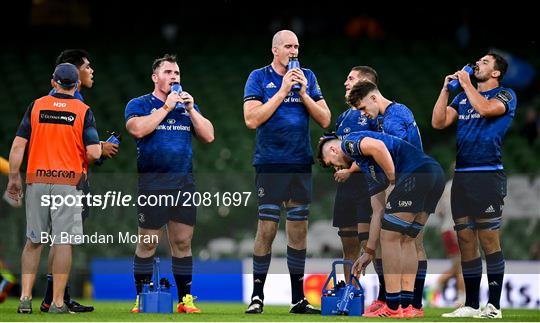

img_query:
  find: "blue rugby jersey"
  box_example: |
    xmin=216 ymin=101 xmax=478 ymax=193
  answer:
xmin=381 ymin=102 xmax=423 ymax=151
xmin=449 ymin=87 xmax=517 ymax=171
xmin=342 ymin=131 xmax=437 ymax=189
xmin=125 ymin=93 xmax=200 ymax=190
xmin=244 ymin=65 xmax=323 ymax=166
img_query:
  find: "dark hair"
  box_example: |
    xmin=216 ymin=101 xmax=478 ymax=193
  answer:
xmin=487 ymin=52 xmax=508 ymax=81
xmin=55 ymin=49 xmax=90 ymax=68
xmin=351 ymin=66 xmax=378 ymax=84
xmin=152 ymin=54 xmax=178 ymax=73
xmin=346 ymin=81 xmax=378 ymax=107
xmin=316 ymin=132 xmax=338 ymax=168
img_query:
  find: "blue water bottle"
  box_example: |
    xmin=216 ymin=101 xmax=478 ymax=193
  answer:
xmin=95 ymin=131 xmax=121 ymax=166
xmin=288 ymin=56 xmax=302 ymax=91
xmin=447 ymin=64 xmax=475 ymax=92
xmin=170 ymin=82 xmax=185 ymax=111
xmin=336 ymin=284 xmax=355 ymax=315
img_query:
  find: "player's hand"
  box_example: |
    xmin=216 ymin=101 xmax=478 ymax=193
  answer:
xmin=279 ymin=69 xmax=297 ymax=94
xmin=291 ymin=68 xmax=308 ymax=96
xmin=6 ymin=173 xmax=23 ymax=203
xmin=180 ymin=91 xmax=194 ymax=111
xmin=165 ymin=91 xmax=183 ymax=111
xmin=101 ymin=141 xmax=119 ymax=159
xmin=334 ymin=169 xmax=351 ymax=183
xmin=443 ymin=74 xmax=458 ymax=91
xmin=352 ymin=253 xmax=373 ymax=277
xmin=456 ymin=70 xmax=473 ymax=89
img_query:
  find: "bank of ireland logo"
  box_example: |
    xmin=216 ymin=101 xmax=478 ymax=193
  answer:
xmin=167 ymin=119 xmax=176 ymax=124
xmin=258 ymin=187 xmax=265 ymax=198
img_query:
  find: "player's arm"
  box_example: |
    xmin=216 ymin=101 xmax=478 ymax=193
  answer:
xmin=243 ymin=70 xmax=296 ymax=129
xmin=457 ymin=71 xmax=506 ymax=118
xmin=358 ymin=137 xmax=395 ymax=184
xmin=126 ymin=92 xmax=182 ymax=139
xmin=366 ymin=191 xmax=385 ymax=250
xmin=6 ymin=101 xmax=34 ymax=200
xmin=181 ymin=92 xmax=214 ymax=144
xmin=432 ymin=74 xmax=458 ymax=129
xmin=6 ymin=136 xmax=27 ymax=201
xmin=293 ymin=69 xmax=331 ymax=128
xmin=82 ymin=109 xmax=102 ymax=163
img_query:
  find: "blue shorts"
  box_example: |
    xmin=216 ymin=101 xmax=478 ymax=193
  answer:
xmin=451 ymin=170 xmax=507 ymax=220
xmin=385 ymin=162 xmax=446 ymax=214
xmin=137 ymin=183 xmax=197 ymax=229
xmin=333 ymin=173 xmax=372 ymax=227
xmin=255 ymin=164 xmax=312 ymax=205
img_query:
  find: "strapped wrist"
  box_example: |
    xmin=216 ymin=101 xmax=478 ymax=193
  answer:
xmin=364 ymin=246 xmax=376 ymax=257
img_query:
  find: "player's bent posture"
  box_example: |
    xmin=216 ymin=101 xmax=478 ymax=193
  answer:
xmin=433 ymin=53 xmax=516 ymax=319
xmin=346 ymin=80 xmax=428 ymax=315
xmin=318 ymin=131 xmax=445 ymax=318
xmin=332 ymin=67 xmax=388 ymax=313
xmin=243 ymin=30 xmax=330 ymax=314
xmin=125 ymin=54 xmax=214 ymax=314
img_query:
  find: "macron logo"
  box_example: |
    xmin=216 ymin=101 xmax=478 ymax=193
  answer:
xmin=485 ymin=205 xmax=496 ymax=213
xmin=266 ymin=82 xmax=277 ymax=89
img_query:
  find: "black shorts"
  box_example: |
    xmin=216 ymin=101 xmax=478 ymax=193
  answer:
xmin=451 ymin=170 xmax=507 ymax=220
xmin=255 ymin=164 xmax=312 ymax=205
xmin=333 ymin=173 xmax=372 ymax=228
xmin=385 ymin=162 xmax=446 ymax=214
xmin=137 ymin=184 xmax=197 ymax=229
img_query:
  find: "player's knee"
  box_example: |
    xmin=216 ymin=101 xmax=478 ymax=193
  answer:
xmin=258 ymin=204 xmax=281 ymax=223
xmin=286 ymin=204 xmax=309 ymax=222
xmin=381 ymin=213 xmax=411 ymax=237
xmin=25 ymin=239 xmax=43 ymax=250
xmin=456 ymin=229 xmax=476 ymax=247
xmin=171 ymin=237 xmax=191 ymax=253
xmin=478 ymin=231 xmax=501 ymax=253
xmin=138 ymin=240 xmax=159 ymax=253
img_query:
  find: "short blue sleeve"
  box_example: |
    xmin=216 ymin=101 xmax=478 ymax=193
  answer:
xmin=341 ymin=134 xmax=363 ymax=158
xmin=83 ymin=109 xmax=100 ymax=146
xmin=494 ymin=88 xmax=517 ymax=117
xmin=16 ymin=101 xmax=34 ymax=139
xmin=307 ymin=70 xmax=323 ymax=102
xmin=125 ymin=98 xmax=145 ymax=122
xmin=449 ymin=92 xmax=465 ymax=110
xmin=243 ymin=70 xmax=264 ymax=102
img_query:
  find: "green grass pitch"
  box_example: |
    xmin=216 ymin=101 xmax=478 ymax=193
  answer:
xmin=0 ymin=299 xmax=538 ymax=321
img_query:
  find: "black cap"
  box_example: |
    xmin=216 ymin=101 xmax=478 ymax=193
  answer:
xmin=52 ymin=63 xmax=79 ymax=88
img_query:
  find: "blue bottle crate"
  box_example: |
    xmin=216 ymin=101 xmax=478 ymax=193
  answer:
xmin=321 ymin=260 xmax=364 ymax=316
xmin=139 ymin=257 xmax=173 ymax=313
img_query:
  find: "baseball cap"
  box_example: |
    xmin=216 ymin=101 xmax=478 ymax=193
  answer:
xmin=52 ymin=63 xmax=79 ymax=88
